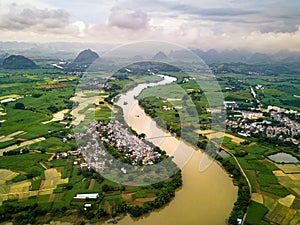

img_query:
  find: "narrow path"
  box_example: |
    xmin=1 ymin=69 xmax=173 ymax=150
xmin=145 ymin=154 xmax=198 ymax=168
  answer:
xmin=88 ymin=179 xmax=95 ymax=190
xmin=47 ymin=152 xmax=56 ymax=162
xmin=39 ymin=161 xmax=48 ymax=170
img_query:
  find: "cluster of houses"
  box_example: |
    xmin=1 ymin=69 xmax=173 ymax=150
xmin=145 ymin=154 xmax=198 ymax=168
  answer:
xmin=74 ymin=120 xmax=161 ymax=175
xmin=242 ymin=112 xmax=263 ymax=120
xmin=56 ymin=150 xmax=80 ymax=159
xmin=162 ymin=105 xmax=174 ymax=111
xmin=65 ymin=71 xmax=83 ymax=76
xmin=99 ymin=120 xmax=160 ymax=166
xmin=62 ymin=133 xmax=75 ymax=143
xmin=75 ymin=121 xmax=107 ymax=172
xmin=226 ymin=106 xmax=300 ymax=147
xmin=270 ymin=111 xmax=300 ymax=138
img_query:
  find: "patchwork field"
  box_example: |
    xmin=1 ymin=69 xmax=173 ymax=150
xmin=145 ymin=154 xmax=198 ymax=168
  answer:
xmin=218 ymin=133 xmax=300 ymax=224
xmin=41 ymin=168 xmax=68 ymax=189
xmin=9 ymin=180 xmax=31 ymax=193
xmin=0 ymin=167 xmax=68 ymax=204
xmin=274 ymin=165 xmax=300 ymax=197
xmin=195 ymin=129 xmax=245 ymax=144
xmin=70 ymin=91 xmax=99 ymax=125
xmin=42 ymin=109 xmax=69 ymax=124
xmin=0 ymin=137 xmax=46 ymax=156
xmin=0 ymin=169 xmax=18 ymax=185
xmin=0 ymin=131 xmax=26 ymax=143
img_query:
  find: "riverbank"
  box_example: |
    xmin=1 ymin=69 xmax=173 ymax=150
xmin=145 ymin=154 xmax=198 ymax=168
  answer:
xmin=136 ymin=72 xmax=300 ymax=224
xmin=113 ymin=74 xmax=237 ymax=225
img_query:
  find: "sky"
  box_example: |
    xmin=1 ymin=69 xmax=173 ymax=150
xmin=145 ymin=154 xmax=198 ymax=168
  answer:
xmin=0 ymin=0 xmax=299 ymax=51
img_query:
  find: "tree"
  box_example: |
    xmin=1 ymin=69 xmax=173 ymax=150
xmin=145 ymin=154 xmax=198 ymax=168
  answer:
xmin=65 ymin=184 xmax=73 ymax=190
xmin=102 ymin=184 xmax=111 ymax=192
xmin=97 ymin=208 xmax=108 ymax=218
xmin=85 ymin=211 xmax=95 ymax=219
xmin=14 ymin=102 xmax=25 ymax=110
xmin=47 ymin=105 xmax=58 ymax=113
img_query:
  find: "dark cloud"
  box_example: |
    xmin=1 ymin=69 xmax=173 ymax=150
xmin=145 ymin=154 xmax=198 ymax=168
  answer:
xmin=133 ymin=1 xmax=299 ymax=33
xmin=173 ymin=5 xmax=259 ymax=17
xmin=0 ymin=5 xmax=70 ymax=31
xmin=108 ymin=7 xmax=149 ymax=30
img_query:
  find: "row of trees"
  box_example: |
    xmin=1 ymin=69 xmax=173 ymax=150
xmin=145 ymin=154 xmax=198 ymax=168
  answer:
xmin=0 ymin=202 xmax=48 ymax=224
xmin=127 ymin=171 xmax=182 ymax=217
xmin=217 ymin=156 xmax=250 ymax=225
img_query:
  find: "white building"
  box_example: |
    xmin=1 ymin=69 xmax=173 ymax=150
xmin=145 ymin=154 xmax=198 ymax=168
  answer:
xmin=242 ymin=112 xmax=263 ymax=119
xmin=74 ymin=193 xmax=99 ymax=200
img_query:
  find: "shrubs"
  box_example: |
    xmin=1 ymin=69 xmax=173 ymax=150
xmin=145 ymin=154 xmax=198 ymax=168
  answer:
xmin=217 ymin=156 xmax=251 ymax=225
xmin=127 ymin=171 xmax=182 ymax=217
xmin=13 ymin=102 xmax=25 ymax=110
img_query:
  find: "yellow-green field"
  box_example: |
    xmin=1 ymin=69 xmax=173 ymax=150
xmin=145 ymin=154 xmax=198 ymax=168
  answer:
xmin=264 ymin=196 xmax=299 ymax=225
xmin=260 ymin=163 xmax=300 ymax=224
xmin=0 ymin=137 xmax=46 ymax=156
xmin=0 ymin=131 xmax=26 ymax=143
xmin=0 ymin=168 xmax=68 ymax=203
xmin=221 ymin=135 xmax=300 ymax=224
xmin=274 ymin=164 xmax=300 ymax=196
xmin=0 ymin=169 xmax=19 ymax=195
xmin=9 ymin=181 xmax=31 ymax=193
xmin=0 ymin=95 xmax=21 ymax=101
xmin=41 ymin=168 xmax=68 ymax=189
xmin=0 ymin=169 xmax=18 ymax=185
xmin=70 ymin=91 xmax=99 ymax=125
xmin=195 ymin=129 xmax=245 ymax=144
xmin=42 ymin=109 xmax=70 ymax=124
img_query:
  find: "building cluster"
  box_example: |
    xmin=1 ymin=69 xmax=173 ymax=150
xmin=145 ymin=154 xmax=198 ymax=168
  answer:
xmin=65 ymin=71 xmax=83 ymax=76
xmin=99 ymin=120 xmax=160 ymax=166
xmin=270 ymin=111 xmax=300 ymax=138
xmin=224 ymin=99 xmax=300 ymax=148
xmin=75 ymin=121 xmax=107 ymax=172
xmin=224 ymin=101 xmax=239 ymax=110
xmin=267 ymin=106 xmax=298 ymax=114
xmin=226 ymin=111 xmax=300 ymax=147
xmin=163 ymin=105 xmax=174 ymax=111
xmin=62 ymin=133 xmax=75 ymax=143
xmin=56 ymin=150 xmax=80 ymax=159
xmin=75 ymin=120 xmax=161 ymax=173
xmin=242 ymin=112 xmax=263 ymax=120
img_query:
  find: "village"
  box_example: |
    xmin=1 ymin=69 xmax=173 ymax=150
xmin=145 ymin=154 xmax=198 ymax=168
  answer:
xmin=225 ymin=103 xmax=300 ymax=148
xmin=73 ymin=120 xmax=161 ymax=174
xmin=99 ymin=120 xmax=161 ymax=166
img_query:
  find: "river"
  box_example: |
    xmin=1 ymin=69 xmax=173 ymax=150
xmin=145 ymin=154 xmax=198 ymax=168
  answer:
xmin=113 ymin=75 xmax=237 ymax=225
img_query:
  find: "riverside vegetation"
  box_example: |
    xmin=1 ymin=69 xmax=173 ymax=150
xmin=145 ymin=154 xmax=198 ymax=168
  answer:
xmin=138 ymin=70 xmax=300 ymax=225
xmin=0 ymin=53 xmax=299 ymax=224
xmin=0 ymin=61 xmax=183 ymax=224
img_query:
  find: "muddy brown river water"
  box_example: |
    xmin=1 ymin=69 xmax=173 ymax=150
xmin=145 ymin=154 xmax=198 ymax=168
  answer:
xmin=111 ymin=75 xmax=237 ymax=225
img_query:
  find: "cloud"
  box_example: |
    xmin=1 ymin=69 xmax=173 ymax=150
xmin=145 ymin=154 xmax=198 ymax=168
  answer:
xmin=124 ymin=1 xmax=299 ymax=34
xmin=173 ymin=5 xmax=259 ymax=17
xmin=0 ymin=4 xmax=71 ymax=31
xmin=108 ymin=7 xmax=149 ymax=30
xmin=0 ymin=1 xmax=300 ymax=52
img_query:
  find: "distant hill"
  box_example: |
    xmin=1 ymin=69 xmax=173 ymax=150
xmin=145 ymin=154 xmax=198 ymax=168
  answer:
xmin=247 ymin=53 xmax=273 ymax=64
xmin=68 ymin=49 xmax=99 ymax=69
xmin=132 ymin=55 xmax=145 ymax=61
xmin=2 ymin=55 xmax=38 ymax=69
xmin=152 ymin=51 xmax=168 ymax=60
xmin=211 ymin=62 xmax=292 ymax=75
